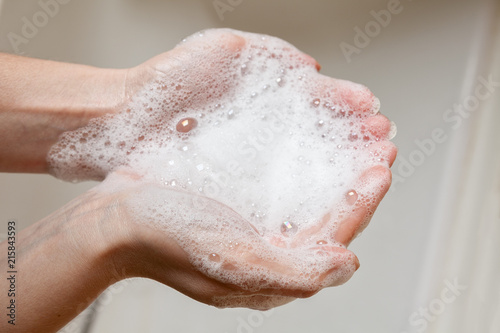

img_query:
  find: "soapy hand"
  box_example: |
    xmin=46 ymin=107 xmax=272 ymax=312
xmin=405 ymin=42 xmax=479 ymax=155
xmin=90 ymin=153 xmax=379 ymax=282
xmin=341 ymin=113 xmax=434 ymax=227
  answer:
xmin=47 ymin=29 xmax=396 ymax=309
xmin=0 ymin=29 xmax=397 ymax=333
xmin=100 ymin=162 xmax=393 ymax=310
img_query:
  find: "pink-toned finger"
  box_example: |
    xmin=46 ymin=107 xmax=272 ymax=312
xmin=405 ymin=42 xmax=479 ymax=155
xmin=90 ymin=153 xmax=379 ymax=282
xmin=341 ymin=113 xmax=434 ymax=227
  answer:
xmin=334 ymin=165 xmax=392 ymax=246
xmin=362 ymin=114 xmax=392 ymax=139
xmin=368 ymin=141 xmax=398 ymax=167
xmin=335 ymin=79 xmax=376 ymax=114
xmin=303 ymin=54 xmax=321 ymax=71
xmin=313 ymin=76 xmax=378 ymax=115
xmin=320 ymin=248 xmax=360 ymax=287
xmin=237 ymin=239 xmax=360 ymax=297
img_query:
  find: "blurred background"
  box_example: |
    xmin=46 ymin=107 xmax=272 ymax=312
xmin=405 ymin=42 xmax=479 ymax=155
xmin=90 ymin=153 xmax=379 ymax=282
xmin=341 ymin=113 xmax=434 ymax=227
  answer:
xmin=0 ymin=0 xmax=499 ymax=332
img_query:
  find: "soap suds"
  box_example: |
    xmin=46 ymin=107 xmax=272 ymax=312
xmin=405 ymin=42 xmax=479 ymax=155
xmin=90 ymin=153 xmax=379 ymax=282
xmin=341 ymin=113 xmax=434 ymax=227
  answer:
xmin=47 ymin=29 xmax=395 ymax=309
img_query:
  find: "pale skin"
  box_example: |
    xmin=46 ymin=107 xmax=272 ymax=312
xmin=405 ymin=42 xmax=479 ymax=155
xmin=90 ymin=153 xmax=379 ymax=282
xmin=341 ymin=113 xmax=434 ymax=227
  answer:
xmin=0 ymin=31 xmax=397 ymax=332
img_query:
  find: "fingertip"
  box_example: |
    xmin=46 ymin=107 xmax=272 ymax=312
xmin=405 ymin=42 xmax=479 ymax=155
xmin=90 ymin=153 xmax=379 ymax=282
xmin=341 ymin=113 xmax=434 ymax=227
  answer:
xmin=390 ymin=145 xmax=398 ymax=168
xmin=369 ymin=164 xmax=392 ymax=183
xmin=383 ymin=141 xmax=398 ymax=168
xmin=333 ymin=165 xmax=392 ymax=245
xmin=224 ymin=32 xmax=247 ymax=52
xmin=315 ymin=61 xmax=321 ymax=71
xmin=353 ymin=252 xmax=360 ymax=270
xmin=360 ymin=165 xmax=392 ymax=202
xmin=363 ymin=114 xmax=392 ymax=138
xmin=175 ymin=29 xmax=247 ymax=57
xmin=321 ymin=248 xmax=359 ymax=287
xmin=300 ymin=53 xmax=321 ymax=71
xmin=367 ymin=141 xmax=397 ymax=167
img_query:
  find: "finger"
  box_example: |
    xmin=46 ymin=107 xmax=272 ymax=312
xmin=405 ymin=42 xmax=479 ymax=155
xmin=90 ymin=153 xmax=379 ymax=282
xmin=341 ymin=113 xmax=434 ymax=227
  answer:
xmin=151 ymin=29 xmax=246 ymax=73
xmin=300 ymin=53 xmax=321 ymax=71
xmin=362 ymin=114 xmax=393 ymax=139
xmin=232 ymin=243 xmax=360 ymax=297
xmin=270 ymin=144 xmax=395 ymax=249
xmin=123 ymin=169 xmax=362 ymax=305
xmin=334 ymin=165 xmax=392 ymax=246
xmin=310 ymin=76 xmax=378 ymax=115
xmin=367 ymin=140 xmax=398 ymax=167
xmin=332 ymin=78 xmax=377 ymax=114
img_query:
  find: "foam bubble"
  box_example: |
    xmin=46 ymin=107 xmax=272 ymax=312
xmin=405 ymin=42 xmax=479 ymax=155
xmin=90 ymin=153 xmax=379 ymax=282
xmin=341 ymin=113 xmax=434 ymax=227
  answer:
xmin=47 ymin=29 xmax=394 ymax=308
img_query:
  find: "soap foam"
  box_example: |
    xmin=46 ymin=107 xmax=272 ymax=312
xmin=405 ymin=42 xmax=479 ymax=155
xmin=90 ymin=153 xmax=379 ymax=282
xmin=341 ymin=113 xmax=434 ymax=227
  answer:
xmin=47 ymin=29 xmax=394 ymax=308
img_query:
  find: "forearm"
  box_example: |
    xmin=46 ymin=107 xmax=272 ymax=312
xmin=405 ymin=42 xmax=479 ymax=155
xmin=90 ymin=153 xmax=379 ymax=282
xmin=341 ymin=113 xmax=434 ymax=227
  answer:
xmin=0 ymin=53 xmax=126 ymax=173
xmin=0 ymin=190 xmax=128 ymax=332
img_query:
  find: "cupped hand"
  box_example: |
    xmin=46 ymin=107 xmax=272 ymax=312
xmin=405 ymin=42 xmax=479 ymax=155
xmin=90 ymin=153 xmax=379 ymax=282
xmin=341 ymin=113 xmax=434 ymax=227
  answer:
xmin=48 ymin=29 xmax=397 ymax=309
xmin=98 ymin=164 xmax=391 ymax=310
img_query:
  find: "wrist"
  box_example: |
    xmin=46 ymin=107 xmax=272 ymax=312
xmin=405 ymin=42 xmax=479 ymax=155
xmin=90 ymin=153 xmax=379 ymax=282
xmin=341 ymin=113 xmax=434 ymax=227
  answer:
xmin=4 ymin=188 xmax=130 ymax=331
xmin=67 ymin=188 xmax=135 ymax=281
xmin=79 ymin=182 xmax=155 ymax=281
xmin=0 ymin=53 xmax=128 ymax=173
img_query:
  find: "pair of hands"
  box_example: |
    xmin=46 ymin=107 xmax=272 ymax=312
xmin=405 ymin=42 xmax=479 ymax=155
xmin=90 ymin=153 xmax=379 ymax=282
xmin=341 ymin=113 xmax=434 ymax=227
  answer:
xmin=76 ymin=30 xmax=396 ymax=309
xmin=0 ymin=29 xmax=396 ymax=332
